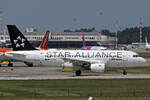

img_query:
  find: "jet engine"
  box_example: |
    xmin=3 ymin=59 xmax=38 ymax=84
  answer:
xmin=90 ymin=63 xmax=105 ymax=72
xmin=62 ymin=62 xmax=73 ymax=68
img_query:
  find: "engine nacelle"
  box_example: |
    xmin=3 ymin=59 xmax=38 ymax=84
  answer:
xmin=61 ymin=62 xmax=73 ymax=71
xmin=62 ymin=62 xmax=73 ymax=68
xmin=90 ymin=63 xmax=105 ymax=72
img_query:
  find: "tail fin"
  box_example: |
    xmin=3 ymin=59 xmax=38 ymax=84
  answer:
xmin=145 ymin=37 xmax=148 ymax=45
xmin=7 ymin=25 xmax=37 ymax=51
xmin=40 ymin=30 xmax=50 ymax=50
xmin=82 ymin=32 xmax=86 ymax=47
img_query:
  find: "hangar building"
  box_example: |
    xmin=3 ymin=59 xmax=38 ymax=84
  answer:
xmin=0 ymin=28 xmax=115 ymax=48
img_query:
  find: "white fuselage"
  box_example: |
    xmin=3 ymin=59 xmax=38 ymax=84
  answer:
xmin=5 ymin=49 xmax=146 ymax=67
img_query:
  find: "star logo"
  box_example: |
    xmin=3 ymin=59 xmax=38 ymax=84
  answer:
xmin=22 ymin=38 xmax=25 ymax=42
xmin=13 ymin=36 xmax=26 ymax=48
xmin=16 ymin=43 xmax=20 ymax=48
xmin=20 ymin=43 xmax=25 ymax=47
xmin=13 ymin=40 xmax=17 ymax=44
xmin=17 ymin=36 xmax=21 ymax=40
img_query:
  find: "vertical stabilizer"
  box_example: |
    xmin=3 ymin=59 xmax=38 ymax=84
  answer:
xmin=40 ymin=30 xmax=50 ymax=50
xmin=82 ymin=32 xmax=86 ymax=47
xmin=145 ymin=37 xmax=148 ymax=45
xmin=7 ymin=25 xmax=37 ymax=51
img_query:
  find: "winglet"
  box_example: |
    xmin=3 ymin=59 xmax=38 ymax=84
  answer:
xmin=40 ymin=30 xmax=50 ymax=50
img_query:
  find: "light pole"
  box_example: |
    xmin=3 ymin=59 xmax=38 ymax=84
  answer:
xmin=0 ymin=10 xmax=3 ymax=35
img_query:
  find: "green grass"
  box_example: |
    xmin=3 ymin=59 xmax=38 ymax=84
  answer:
xmin=0 ymin=79 xmax=149 ymax=99
xmin=1 ymin=66 xmax=150 ymax=100
xmin=139 ymin=52 xmax=150 ymax=58
xmin=105 ymin=66 xmax=150 ymax=74
xmin=61 ymin=66 xmax=150 ymax=74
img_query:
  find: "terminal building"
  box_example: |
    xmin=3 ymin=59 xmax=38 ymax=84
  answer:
xmin=0 ymin=27 xmax=115 ymax=48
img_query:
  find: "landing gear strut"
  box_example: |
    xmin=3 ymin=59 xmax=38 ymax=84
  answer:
xmin=122 ymin=67 xmax=127 ymax=75
xmin=24 ymin=62 xmax=33 ymax=67
xmin=8 ymin=63 xmax=13 ymax=67
xmin=75 ymin=70 xmax=81 ymax=76
xmin=28 ymin=63 xmax=33 ymax=67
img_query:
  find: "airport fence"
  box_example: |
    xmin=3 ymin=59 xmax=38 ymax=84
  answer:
xmin=0 ymin=88 xmax=149 ymax=98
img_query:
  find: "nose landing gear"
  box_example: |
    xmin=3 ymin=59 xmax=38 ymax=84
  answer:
xmin=122 ymin=67 xmax=127 ymax=75
xmin=75 ymin=70 xmax=81 ymax=76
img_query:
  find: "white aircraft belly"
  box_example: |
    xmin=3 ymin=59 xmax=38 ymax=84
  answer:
xmin=33 ymin=58 xmax=64 ymax=67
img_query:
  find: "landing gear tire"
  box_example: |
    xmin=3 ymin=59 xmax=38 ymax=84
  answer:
xmin=123 ymin=69 xmax=127 ymax=75
xmin=75 ymin=70 xmax=81 ymax=76
xmin=28 ymin=63 xmax=33 ymax=67
xmin=8 ymin=63 xmax=13 ymax=67
xmin=24 ymin=62 xmax=33 ymax=67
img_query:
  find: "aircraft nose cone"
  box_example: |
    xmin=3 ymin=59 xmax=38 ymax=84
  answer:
xmin=143 ymin=58 xmax=146 ymax=62
xmin=140 ymin=57 xmax=146 ymax=63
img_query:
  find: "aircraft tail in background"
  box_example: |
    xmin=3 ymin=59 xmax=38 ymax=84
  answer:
xmin=145 ymin=37 xmax=150 ymax=50
xmin=145 ymin=37 xmax=148 ymax=45
xmin=40 ymin=30 xmax=50 ymax=50
xmin=82 ymin=32 xmax=86 ymax=47
xmin=81 ymin=32 xmax=106 ymax=50
xmin=81 ymin=32 xmax=92 ymax=50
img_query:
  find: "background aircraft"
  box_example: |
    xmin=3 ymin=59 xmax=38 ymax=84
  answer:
xmin=81 ymin=32 xmax=106 ymax=50
xmin=145 ymin=37 xmax=150 ymax=50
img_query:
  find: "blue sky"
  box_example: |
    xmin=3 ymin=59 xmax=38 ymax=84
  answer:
xmin=0 ymin=0 xmax=150 ymax=32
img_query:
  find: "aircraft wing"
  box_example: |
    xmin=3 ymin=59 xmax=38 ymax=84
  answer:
xmin=62 ymin=57 xmax=107 ymax=73
xmin=63 ymin=58 xmax=89 ymax=64
xmin=5 ymin=53 xmax=26 ymax=60
xmin=62 ymin=57 xmax=103 ymax=66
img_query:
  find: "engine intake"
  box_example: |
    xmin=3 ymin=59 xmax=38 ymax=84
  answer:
xmin=90 ymin=63 xmax=105 ymax=72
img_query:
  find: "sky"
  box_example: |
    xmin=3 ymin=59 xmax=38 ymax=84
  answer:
xmin=0 ymin=0 xmax=150 ymax=32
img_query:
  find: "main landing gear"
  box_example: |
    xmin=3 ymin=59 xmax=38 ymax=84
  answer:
xmin=75 ymin=70 xmax=81 ymax=76
xmin=24 ymin=62 xmax=33 ymax=67
xmin=122 ymin=67 xmax=127 ymax=75
xmin=8 ymin=62 xmax=13 ymax=67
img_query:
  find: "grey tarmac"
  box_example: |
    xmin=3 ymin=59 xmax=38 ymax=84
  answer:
xmin=0 ymin=62 xmax=150 ymax=80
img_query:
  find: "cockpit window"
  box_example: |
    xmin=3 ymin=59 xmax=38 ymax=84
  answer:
xmin=133 ymin=55 xmax=139 ymax=57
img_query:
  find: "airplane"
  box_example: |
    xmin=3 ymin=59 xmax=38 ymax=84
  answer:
xmin=121 ymin=44 xmax=135 ymax=50
xmin=0 ymin=26 xmax=50 ymax=67
xmin=24 ymin=30 xmax=50 ymax=66
xmin=5 ymin=25 xmax=146 ymax=76
xmin=145 ymin=37 xmax=150 ymax=50
xmin=81 ymin=32 xmax=106 ymax=50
